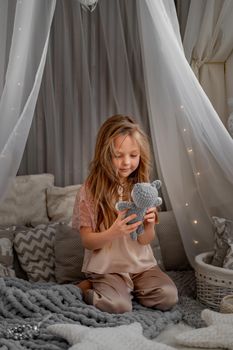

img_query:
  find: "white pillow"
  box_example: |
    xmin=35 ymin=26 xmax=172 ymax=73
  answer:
xmin=0 ymin=174 xmax=54 ymax=226
xmin=47 ymin=184 xmax=81 ymax=226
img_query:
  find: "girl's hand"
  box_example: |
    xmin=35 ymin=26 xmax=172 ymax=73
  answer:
xmin=144 ymin=207 xmax=158 ymax=225
xmin=109 ymin=210 xmax=142 ymax=238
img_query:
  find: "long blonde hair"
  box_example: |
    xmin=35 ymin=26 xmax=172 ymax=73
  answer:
xmin=86 ymin=115 xmax=152 ymax=231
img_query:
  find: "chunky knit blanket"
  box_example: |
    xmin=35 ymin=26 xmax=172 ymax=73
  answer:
xmin=0 ymin=274 xmax=205 ymax=350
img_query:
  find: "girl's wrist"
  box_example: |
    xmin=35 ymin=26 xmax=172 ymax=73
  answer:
xmin=144 ymin=220 xmax=155 ymax=228
xmin=143 ymin=222 xmax=156 ymax=237
xmin=106 ymin=226 xmax=118 ymax=240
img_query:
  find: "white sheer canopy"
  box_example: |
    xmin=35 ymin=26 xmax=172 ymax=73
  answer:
xmin=137 ymin=0 xmax=233 ymax=265
xmin=1 ymin=0 xmax=233 ymax=266
xmin=0 ymin=0 xmax=56 ymax=203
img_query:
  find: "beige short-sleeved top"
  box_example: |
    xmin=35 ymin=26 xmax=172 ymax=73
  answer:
xmin=72 ymin=184 xmax=157 ymax=274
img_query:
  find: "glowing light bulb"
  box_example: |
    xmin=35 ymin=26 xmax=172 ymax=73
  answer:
xmin=185 ymin=202 xmax=189 ymax=207
xmin=193 ymin=240 xmax=199 ymax=244
xmin=193 ymin=220 xmax=198 ymax=224
xmin=196 ymin=172 xmax=200 ymax=176
xmin=183 ymin=128 xmax=187 ymax=132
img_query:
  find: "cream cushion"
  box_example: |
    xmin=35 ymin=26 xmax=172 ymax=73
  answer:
xmin=47 ymin=184 xmax=81 ymax=226
xmin=0 ymin=174 xmax=54 ymax=226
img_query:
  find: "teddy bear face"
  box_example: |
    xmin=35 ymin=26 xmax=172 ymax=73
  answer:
xmin=131 ymin=182 xmax=159 ymax=208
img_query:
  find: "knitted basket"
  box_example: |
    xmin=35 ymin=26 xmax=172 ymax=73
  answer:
xmin=195 ymin=251 xmax=233 ymax=310
xmin=220 ymin=295 xmax=233 ymax=313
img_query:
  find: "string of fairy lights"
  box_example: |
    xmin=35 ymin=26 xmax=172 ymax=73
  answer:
xmin=180 ymin=104 xmax=200 ymax=246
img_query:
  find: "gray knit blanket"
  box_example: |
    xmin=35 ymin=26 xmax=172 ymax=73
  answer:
xmin=0 ymin=273 xmax=205 ymax=350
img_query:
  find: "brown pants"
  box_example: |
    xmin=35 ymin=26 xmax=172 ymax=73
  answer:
xmin=84 ymin=265 xmax=178 ymax=314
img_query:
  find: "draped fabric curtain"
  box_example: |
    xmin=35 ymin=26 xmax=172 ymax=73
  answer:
xmin=18 ymin=0 xmax=158 ymax=189
xmin=182 ymin=0 xmax=233 ymax=127
xmin=174 ymin=0 xmax=190 ymax=40
xmin=0 ymin=0 xmax=56 ymax=204
xmin=137 ymin=0 xmax=233 ymax=266
xmin=0 ymin=1 xmax=15 ymax=97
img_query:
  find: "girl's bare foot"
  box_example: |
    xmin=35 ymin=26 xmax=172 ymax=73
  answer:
xmin=77 ymin=279 xmax=92 ymax=293
xmin=76 ymin=280 xmax=94 ymax=305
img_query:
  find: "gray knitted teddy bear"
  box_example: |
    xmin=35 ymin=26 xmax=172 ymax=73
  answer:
xmin=115 ymin=180 xmax=162 ymax=240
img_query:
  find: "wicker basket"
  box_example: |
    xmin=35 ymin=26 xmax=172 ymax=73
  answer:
xmin=195 ymin=251 xmax=233 ymax=310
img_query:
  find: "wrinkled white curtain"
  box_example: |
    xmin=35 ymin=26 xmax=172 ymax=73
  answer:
xmin=0 ymin=0 xmax=56 ymax=203
xmin=138 ymin=0 xmax=233 ymax=265
xmin=18 ymin=0 xmax=155 ymax=188
xmin=182 ymin=0 xmax=233 ymax=127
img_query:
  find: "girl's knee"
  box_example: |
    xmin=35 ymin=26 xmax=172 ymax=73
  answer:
xmin=95 ymin=303 xmax=132 ymax=314
xmin=139 ymin=284 xmax=178 ymax=310
xmin=92 ymin=291 xmax=132 ymax=314
xmin=110 ymin=300 xmax=132 ymax=313
xmin=157 ymin=285 xmax=178 ymax=310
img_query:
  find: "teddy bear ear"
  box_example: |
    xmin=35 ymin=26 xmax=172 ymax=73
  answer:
xmin=152 ymin=180 xmax=162 ymax=189
xmin=156 ymin=197 xmax=163 ymax=206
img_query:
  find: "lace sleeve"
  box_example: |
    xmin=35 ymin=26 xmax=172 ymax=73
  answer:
xmin=72 ymin=184 xmax=96 ymax=231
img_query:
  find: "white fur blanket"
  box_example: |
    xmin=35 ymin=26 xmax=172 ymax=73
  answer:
xmin=48 ymin=322 xmax=176 ymax=350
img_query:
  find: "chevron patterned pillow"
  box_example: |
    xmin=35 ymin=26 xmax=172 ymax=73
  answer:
xmin=14 ymin=223 xmax=59 ymax=282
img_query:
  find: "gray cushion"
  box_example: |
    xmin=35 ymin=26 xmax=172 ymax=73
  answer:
xmin=54 ymin=224 xmax=85 ymax=283
xmin=156 ymin=211 xmax=190 ymax=270
xmin=150 ymin=235 xmax=165 ymax=270
xmin=0 ymin=226 xmax=15 ymax=277
xmin=0 ymin=225 xmax=32 ymax=279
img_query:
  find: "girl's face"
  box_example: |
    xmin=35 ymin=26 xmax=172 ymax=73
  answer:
xmin=112 ymin=134 xmax=140 ymax=180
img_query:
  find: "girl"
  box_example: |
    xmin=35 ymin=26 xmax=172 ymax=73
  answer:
xmin=72 ymin=115 xmax=178 ymax=314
